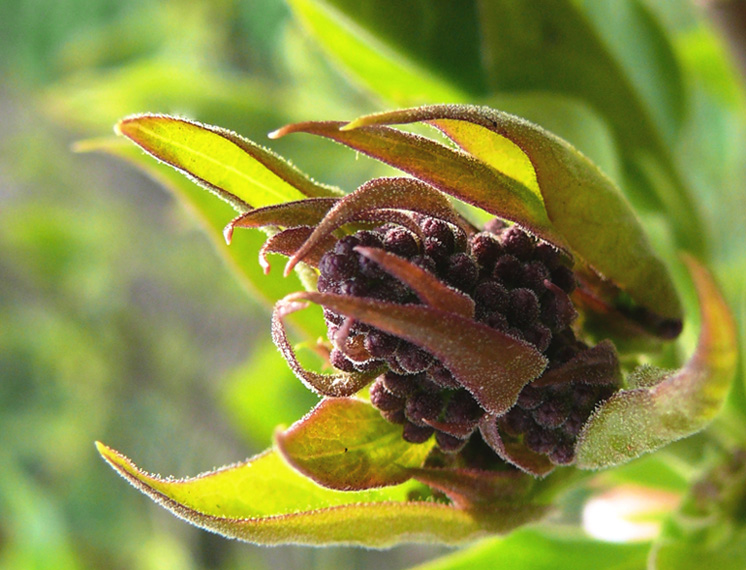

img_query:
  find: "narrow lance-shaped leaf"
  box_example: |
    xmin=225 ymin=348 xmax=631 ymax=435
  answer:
xmin=284 ymin=176 xmax=473 ymax=276
xmin=270 ymin=122 xmax=564 ymax=252
xmin=116 ymin=114 xmax=341 ymax=212
xmin=224 ymin=197 xmax=339 ymax=244
xmin=276 ymin=398 xmax=434 ymax=491
xmin=575 ymin=255 xmax=738 ymax=469
xmin=96 ymin=442 xmax=549 ymax=546
xmin=286 ymin=291 xmax=547 ymax=415
xmin=341 ymin=105 xmax=683 ymax=326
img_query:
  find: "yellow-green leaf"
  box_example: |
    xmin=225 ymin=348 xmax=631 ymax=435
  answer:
xmin=276 ymin=398 xmax=434 ymax=490
xmin=576 ymin=256 xmax=738 ymax=469
xmin=116 ymin=114 xmax=339 ymax=212
xmin=96 ymin=442 xmax=547 ymax=546
xmin=343 ymin=104 xmax=683 ymax=325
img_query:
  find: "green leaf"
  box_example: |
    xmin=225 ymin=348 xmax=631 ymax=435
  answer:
xmin=96 ymin=442 xmax=548 ymax=546
xmin=276 ymin=398 xmax=434 ymax=490
xmin=116 ymin=114 xmax=340 ymax=211
xmin=576 ymin=256 xmax=738 ymax=469
xmin=271 ymin=119 xmax=564 ymax=254
xmin=285 ymin=105 xmax=683 ymax=325
xmin=75 ymin=137 xmax=326 ymax=340
xmin=409 ymin=527 xmax=650 ymax=570
xmin=287 ymin=291 xmax=547 ymax=415
xmin=287 ymin=0 xmax=469 ymax=105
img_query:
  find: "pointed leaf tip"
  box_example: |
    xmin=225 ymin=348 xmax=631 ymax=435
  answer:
xmin=576 ymin=256 xmax=737 ymax=469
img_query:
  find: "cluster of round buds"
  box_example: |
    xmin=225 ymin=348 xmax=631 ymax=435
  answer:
xmin=317 ymin=215 xmax=621 ymax=467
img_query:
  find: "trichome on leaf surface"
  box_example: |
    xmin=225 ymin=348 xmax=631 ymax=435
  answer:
xmin=92 ymin=104 xmax=736 ymax=547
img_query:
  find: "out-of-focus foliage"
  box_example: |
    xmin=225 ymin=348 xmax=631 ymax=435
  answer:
xmin=2 ymin=0 xmax=746 ymax=568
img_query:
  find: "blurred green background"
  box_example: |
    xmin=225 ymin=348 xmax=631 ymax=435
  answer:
xmin=0 ymin=1 xmax=444 ymax=568
xmin=2 ymin=1 xmax=746 ymax=569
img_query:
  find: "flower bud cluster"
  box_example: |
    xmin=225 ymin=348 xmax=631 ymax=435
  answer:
xmin=317 ymin=217 xmax=619 ymax=465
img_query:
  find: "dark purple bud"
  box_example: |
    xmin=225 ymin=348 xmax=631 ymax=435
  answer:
xmin=364 ymin=329 xmax=400 ymax=358
xmin=540 ymin=284 xmax=577 ymax=330
xmin=523 ymin=323 xmax=552 ymax=353
xmin=381 ymin=408 xmax=407 ymax=425
xmin=444 ymin=390 xmax=483 ymax=423
xmin=405 ymin=390 xmax=443 ymax=426
xmin=409 ymin=254 xmax=437 ymax=274
xmin=333 ymin=235 xmax=361 ymax=256
xmin=329 ymin=348 xmax=356 ymax=372
xmin=484 ymin=311 xmax=509 ymax=331
xmin=436 ymin=431 xmax=468 ymax=453
xmin=384 ymin=227 xmax=419 ymax=258
xmin=501 ymin=226 xmax=534 ymax=260
xmin=548 ymin=437 xmax=575 ymax=465
xmin=474 ymin=281 xmax=510 ymax=312
xmin=370 ymin=379 xmax=405 ymax=412
xmin=524 ymin=427 xmax=558 ymax=455
xmin=571 ymin=383 xmax=600 ymax=409
xmin=338 ymin=279 xmax=369 ymax=297
xmin=470 ymin=232 xmax=502 ymax=269
xmin=562 ymin=409 xmax=586 ymax=437
xmin=355 ymin=230 xmax=384 ymax=248
xmin=493 ymin=254 xmax=523 ymax=286
xmin=402 ymin=422 xmax=434 ymax=444
xmin=517 ymin=384 xmax=544 ymax=410
xmin=427 ymin=363 xmax=461 ymax=389
xmin=444 ymin=252 xmax=479 ymax=292
xmin=533 ymin=397 xmax=571 ymax=429
xmin=319 ymin=252 xmax=359 ymax=280
xmin=551 ymin=265 xmax=577 ymax=294
xmin=521 ymin=260 xmax=551 ymax=291
xmin=508 ymin=288 xmax=540 ymax=327
xmin=502 ymin=406 xmax=534 ymax=436
xmin=420 ymin=218 xmax=455 ymax=249
xmin=534 ymin=241 xmax=562 ymax=270
xmin=396 ymin=342 xmax=433 ymax=374
xmin=382 ymin=371 xmax=417 ymax=397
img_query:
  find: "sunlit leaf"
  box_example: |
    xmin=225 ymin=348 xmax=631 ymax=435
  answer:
xmin=271 ymin=120 xmax=563 ymax=253
xmin=287 ymin=291 xmax=547 ymax=415
xmin=341 ymin=105 xmax=684 ymax=325
xmin=276 ymin=398 xmax=434 ymax=490
xmin=576 ymin=256 xmax=738 ymax=469
xmin=116 ymin=114 xmax=339 ymax=211
xmin=96 ymin=442 xmax=547 ymax=546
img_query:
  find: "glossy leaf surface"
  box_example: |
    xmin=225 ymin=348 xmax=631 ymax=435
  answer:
xmin=576 ymin=257 xmax=738 ymax=469
xmin=276 ymin=398 xmax=434 ymax=490
xmin=96 ymin=442 xmax=547 ymax=546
